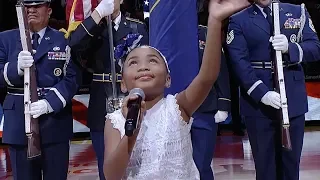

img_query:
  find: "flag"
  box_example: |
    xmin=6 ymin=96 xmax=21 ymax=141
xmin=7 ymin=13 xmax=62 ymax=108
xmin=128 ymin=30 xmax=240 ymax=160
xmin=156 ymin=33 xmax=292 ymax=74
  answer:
xmin=149 ymin=0 xmax=199 ymax=95
xmin=60 ymin=0 xmax=98 ymax=38
xmin=143 ymin=0 xmax=150 ymax=19
xmin=305 ymin=82 xmax=320 ymax=121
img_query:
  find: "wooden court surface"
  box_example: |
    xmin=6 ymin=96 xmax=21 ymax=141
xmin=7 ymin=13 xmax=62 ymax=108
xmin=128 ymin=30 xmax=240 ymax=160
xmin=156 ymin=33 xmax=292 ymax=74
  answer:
xmin=0 ymin=128 xmax=319 ymax=180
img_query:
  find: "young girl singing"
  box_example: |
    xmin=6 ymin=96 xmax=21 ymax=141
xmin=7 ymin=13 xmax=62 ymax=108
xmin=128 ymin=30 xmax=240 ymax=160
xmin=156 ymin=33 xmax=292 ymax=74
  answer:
xmin=103 ymin=0 xmax=250 ymax=179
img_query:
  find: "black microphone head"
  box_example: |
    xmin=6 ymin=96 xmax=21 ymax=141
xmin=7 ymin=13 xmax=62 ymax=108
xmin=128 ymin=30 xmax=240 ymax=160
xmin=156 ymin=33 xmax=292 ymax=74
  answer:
xmin=129 ymin=88 xmax=145 ymax=100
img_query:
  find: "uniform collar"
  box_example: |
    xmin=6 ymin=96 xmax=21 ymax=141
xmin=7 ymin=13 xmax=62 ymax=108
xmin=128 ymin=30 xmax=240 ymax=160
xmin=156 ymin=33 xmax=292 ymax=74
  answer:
xmin=113 ymin=12 xmax=122 ymax=31
xmin=255 ymin=4 xmax=271 ymax=18
xmin=30 ymin=27 xmax=47 ymax=44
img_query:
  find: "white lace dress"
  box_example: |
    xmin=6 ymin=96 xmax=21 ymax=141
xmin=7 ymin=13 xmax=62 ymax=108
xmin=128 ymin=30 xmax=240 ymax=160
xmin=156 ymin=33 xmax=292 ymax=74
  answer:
xmin=106 ymin=94 xmax=200 ymax=180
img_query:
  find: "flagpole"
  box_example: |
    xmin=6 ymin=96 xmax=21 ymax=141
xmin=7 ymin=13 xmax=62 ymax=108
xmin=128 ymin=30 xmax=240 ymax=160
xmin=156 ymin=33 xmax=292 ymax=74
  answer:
xmin=107 ymin=15 xmax=121 ymax=111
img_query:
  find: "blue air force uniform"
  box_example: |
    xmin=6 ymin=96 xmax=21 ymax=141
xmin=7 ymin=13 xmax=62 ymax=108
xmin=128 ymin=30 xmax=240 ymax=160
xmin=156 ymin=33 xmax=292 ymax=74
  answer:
xmin=225 ymin=3 xmax=320 ymax=180
xmin=191 ymin=25 xmax=231 ymax=180
xmin=0 ymin=27 xmax=79 ymax=180
xmin=68 ymin=13 xmax=148 ymax=180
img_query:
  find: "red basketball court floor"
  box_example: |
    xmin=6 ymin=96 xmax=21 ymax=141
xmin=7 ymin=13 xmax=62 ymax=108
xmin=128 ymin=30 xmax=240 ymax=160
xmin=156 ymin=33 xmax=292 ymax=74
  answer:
xmin=0 ymin=128 xmax=319 ymax=180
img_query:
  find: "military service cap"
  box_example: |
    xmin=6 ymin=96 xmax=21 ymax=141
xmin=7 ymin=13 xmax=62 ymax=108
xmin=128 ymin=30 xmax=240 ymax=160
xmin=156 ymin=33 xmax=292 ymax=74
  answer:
xmin=23 ymin=0 xmax=51 ymax=6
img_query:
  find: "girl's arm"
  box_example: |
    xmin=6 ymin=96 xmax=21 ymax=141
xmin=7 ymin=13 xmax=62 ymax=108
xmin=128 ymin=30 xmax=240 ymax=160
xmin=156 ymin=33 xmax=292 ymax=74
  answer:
xmin=103 ymin=120 xmax=138 ymax=179
xmin=176 ymin=0 xmax=250 ymax=120
xmin=177 ymin=17 xmax=222 ymax=119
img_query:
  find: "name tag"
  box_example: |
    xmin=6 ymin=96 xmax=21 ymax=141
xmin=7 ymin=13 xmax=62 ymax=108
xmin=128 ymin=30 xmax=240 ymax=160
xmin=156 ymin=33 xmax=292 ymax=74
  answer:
xmin=48 ymin=52 xmax=67 ymax=61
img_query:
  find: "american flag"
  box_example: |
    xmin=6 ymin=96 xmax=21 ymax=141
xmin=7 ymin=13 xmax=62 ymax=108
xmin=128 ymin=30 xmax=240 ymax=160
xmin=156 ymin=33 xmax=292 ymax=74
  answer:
xmin=62 ymin=0 xmax=98 ymax=38
xmin=143 ymin=0 xmax=150 ymax=19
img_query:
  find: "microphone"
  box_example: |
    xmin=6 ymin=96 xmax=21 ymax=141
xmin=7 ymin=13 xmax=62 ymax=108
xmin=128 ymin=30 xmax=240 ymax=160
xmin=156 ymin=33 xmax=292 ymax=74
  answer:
xmin=125 ymin=88 xmax=145 ymax=137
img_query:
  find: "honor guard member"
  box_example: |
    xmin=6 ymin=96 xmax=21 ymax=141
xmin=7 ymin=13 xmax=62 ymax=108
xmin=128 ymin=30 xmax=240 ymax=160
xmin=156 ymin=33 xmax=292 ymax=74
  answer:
xmin=225 ymin=0 xmax=320 ymax=180
xmin=68 ymin=0 xmax=148 ymax=179
xmin=192 ymin=24 xmax=231 ymax=180
xmin=0 ymin=0 xmax=79 ymax=179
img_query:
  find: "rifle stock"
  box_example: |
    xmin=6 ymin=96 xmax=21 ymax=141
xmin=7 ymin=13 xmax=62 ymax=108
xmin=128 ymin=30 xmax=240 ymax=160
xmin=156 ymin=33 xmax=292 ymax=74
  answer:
xmin=271 ymin=1 xmax=292 ymax=151
xmin=16 ymin=1 xmax=41 ymax=159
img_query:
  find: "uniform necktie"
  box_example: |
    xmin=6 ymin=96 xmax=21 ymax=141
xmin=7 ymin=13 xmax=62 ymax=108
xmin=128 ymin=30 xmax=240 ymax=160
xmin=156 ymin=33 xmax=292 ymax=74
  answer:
xmin=263 ymin=7 xmax=275 ymax=60
xmin=263 ymin=7 xmax=272 ymax=26
xmin=32 ymin=33 xmax=40 ymax=50
xmin=263 ymin=7 xmax=274 ymax=35
xmin=112 ymin=21 xmax=117 ymax=32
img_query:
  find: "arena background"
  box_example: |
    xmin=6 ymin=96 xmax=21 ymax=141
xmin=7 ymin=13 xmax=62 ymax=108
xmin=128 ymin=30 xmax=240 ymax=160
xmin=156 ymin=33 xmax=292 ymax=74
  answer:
xmin=0 ymin=0 xmax=319 ymax=137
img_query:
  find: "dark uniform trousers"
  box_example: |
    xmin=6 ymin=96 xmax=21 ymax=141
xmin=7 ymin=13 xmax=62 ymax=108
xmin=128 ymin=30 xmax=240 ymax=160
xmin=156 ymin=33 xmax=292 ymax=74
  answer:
xmin=0 ymin=27 xmax=79 ymax=180
xmin=68 ymin=14 xmax=148 ymax=180
xmin=226 ymin=3 xmax=320 ymax=180
xmin=191 ymin=25 xmax=231 ymax=180
xmin=191 ymin=112 xmax=218 ymax=180
xmin=9 ymin=143 xmax=70 ymax=180
xmin=244 ymin=115 xmax=305 ymax=180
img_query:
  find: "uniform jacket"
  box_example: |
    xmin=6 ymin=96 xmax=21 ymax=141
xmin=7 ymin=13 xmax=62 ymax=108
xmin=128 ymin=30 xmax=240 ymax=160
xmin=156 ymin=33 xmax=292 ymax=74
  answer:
xmin=0 ymin=27 xmax=79 ymax=145
xmin=225 ymin=3 xmax=320 ymax=119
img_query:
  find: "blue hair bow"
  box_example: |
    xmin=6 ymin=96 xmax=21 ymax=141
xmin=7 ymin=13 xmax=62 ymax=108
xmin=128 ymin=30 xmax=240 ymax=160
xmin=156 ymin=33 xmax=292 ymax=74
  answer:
xmin=114 ymin=33 xmax=143 ymax=61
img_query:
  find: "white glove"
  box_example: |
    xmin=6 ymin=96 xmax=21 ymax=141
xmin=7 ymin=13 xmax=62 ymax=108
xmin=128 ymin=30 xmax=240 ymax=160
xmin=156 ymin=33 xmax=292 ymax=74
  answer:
xmin=270 ymin=34 xmax=288 ymax=53
xmin=214 ymin=111 xmax=228 ymax=123
xmin=17 ymin=50 xmax=34 ymax=75
xmin=261 ymin=91 xmax=281 ymax=109
xmin=95 ymin=0 xmax=114 ymax=18
xmin=29 ymin=100 xmax=52 ymax=118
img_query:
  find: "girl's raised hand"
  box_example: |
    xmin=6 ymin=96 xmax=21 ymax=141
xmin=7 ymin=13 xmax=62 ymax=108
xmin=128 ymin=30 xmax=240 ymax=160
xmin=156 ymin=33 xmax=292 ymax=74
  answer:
xmin=209 ymin=0 xmax=251 ymax=21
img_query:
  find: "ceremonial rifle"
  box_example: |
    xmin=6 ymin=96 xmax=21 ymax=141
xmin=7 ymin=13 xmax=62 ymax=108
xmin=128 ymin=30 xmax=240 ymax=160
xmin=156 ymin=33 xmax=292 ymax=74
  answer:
xmin=16 ymin=0 xmax=42 ymax=159
xmin=271 ymin=1 xmax=292 ymax=150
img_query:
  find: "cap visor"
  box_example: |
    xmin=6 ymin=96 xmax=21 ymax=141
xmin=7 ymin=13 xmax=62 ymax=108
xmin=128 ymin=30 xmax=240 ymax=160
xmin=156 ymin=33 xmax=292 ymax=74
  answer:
xmin=24 ymin=2 xmax=47 ymax=6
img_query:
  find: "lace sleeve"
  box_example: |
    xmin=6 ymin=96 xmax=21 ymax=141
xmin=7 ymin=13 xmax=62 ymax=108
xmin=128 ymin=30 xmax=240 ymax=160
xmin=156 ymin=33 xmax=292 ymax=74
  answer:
xmin=105 ymin=110 xmax=126 ymax=138
xmin=167 ymin=94 xmax=194 ymax=132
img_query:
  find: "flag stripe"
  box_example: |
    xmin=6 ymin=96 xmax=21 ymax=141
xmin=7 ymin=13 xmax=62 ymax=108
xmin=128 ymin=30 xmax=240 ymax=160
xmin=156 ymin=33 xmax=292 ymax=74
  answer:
xmin=65 ymin=0 xmax=75 ymax=26
xmin=91 ymin=0 xmax=98 ymax=12
xmin=69 ymin=0 xmax=79 ymax=23
xmin=75 ymin=0 xmax=84 ymax=21
xmin=62 ymin=0 xmax=98 ymax=38
xmin=83 ymin=0 xmax=92 ymax=19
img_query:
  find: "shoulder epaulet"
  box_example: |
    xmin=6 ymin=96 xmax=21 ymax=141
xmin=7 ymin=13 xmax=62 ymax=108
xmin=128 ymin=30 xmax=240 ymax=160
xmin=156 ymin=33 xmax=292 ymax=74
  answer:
xmin=126 ymin=17 xmax=144 ymax=24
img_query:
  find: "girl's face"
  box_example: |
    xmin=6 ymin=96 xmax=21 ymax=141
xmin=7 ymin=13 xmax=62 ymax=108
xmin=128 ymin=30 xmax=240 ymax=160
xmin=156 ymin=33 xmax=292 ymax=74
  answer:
xmin=121 ymin=47 xmax=171 ymax=98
